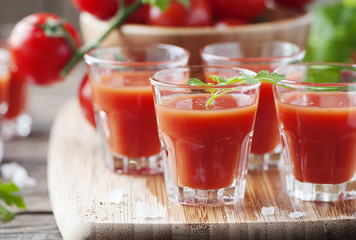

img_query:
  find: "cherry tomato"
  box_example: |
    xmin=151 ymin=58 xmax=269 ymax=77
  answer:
xmin=71 ymin=0 xmax=148 ymax=23
xmin=126 ymin=3 xmax=149 ymax=24
xmin=78 ymin=74 xmax=96 ymax=128
xmin=8 ymin=13 xmax=82 ymax=86
xmin=71 ymin=0 xmax=118 ymax=20
xmin=186 ymin=0 xmax=213 ymax=27
xmin=274 ymin=0 xmax=312 ymax=9
xmin=209 ymin=0 xmax=266 ymax=22
xmin=146 ymin=1 xmax=188 ymax=26
xmin=214 ymin=18 xmax=248 ymax=28
xmin=147 ymin=0 xmax=212 ymax=27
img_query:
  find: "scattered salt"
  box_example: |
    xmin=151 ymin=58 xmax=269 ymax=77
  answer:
xmin=136 ymin=201 xmax=161 ymax=219
xmin=289 ymin=211 xmax=306 ymax=219
xmin=0 ymin=162 xmax=36 ymax=188
xmin=261 ymin=207 xmax=275 ymax=216
xmin=107 ymin=189 xmax=126 ymax=204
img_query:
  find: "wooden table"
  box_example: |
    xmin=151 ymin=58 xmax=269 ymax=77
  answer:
xmin=1 ymin=63 xmax=356 ymax=239
xmin=0 ymin=63 xmax=84 ymax=239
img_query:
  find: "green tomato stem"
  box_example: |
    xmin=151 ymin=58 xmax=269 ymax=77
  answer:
xmin=60 ymin=0 xmax=142 ymax=77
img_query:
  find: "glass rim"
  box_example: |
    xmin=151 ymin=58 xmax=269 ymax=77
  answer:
xmin=149 ymin=65 xmax=260 ymax=90
xmin=200 ymin=40 xmax=305 ymax=64
xmin=84 ymin=43 xmax=190 ymax=68
xmin=275 ymin=62 xmax=356 ymax=88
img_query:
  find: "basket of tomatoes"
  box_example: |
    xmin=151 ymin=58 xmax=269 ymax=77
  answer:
xmin=76 ymin=0 xmax=313 ymax=64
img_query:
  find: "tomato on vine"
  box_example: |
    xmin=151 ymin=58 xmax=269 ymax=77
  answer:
xmin=147 ymin=1 xmax=189 ymax=26
xmin=71 ymin=0 xmax=148 ymax=23
xmin=214 ymin=18 xmax=248 ymax=28
xmin=147 ymin=0 xmax=212 ymax=27
xmin=208 ymin=0 xmax=266 ymax=22
xmin=8 ymin=13 xmax=82 ymax=85
xmin=274 ymin=0 xmax=312 ymax=9
xmin=71 ymin=0 xmax=119 ymax=20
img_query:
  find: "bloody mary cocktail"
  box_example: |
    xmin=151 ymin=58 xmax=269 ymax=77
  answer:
xmin=91 ymin=72 xmax=160 ymax=158
xmin=277 ymin=92 xmax=356 ymax=184
xmin=274 ymin=63 xmax=356 ymax=202
xmin=5 ymin=68 xmax=28 ymax=120
xmin=1 ymin=66 xmax=32 ymax=141
xmin=85 ymin=44 xmax=189 ymax=175
xmin=150 ymin=66 xmax=259 ymax=206
xmin=201 ymin=41 xmax=305 ymax=170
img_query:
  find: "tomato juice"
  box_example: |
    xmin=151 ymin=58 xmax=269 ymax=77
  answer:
xmin=156 ymin=94 xmax=257 ymax=190
xmin=91 ymin=72 xmax=161 ymax=158
xmin=0 ymin=75 xmax=9 ymax=109
xmin=5 ymin=69 xmax=28 ymax=119
xmin=276 ymin=92 xmax=356 ymax=184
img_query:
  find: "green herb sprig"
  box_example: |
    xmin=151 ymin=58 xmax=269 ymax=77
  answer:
xmin=187 ymin=70 xmax=288 ymax=107
xmin=0 ymin=181 xmax=26 ymax=222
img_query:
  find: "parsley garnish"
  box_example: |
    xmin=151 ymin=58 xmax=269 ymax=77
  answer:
xmin=0 ymin=181 xmax=26 ymax=222
xmin=187 ymin=70 xmax=288 ymax=107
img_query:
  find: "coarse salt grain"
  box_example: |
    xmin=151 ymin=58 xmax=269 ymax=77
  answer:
xmin=289 ymin=211 xmax=306 ymax=219
xmin=0 ymin=162 xmax=36 ymax=188
xmin=107 ymin=189 xmax=126 ymax=204
xmin=136 ymin=201 xmax=161 ymax=219
xmin=261 ymin=207 xmax=275 ymax=216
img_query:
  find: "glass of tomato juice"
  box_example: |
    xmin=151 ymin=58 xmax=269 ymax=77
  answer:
xmin=0 ymin=24 xmax=31 ymax=141
xmin=84 ymin=44 xmax=189 ymax=175
xmin=274 ymin=63 xmax=356 ymax=202
xmin=201 ymin=41 xmax=305 ymax=170
xmin=0 ymin=48 xmax=10 ymax=161
xmin=150 ymin=66 xmax=260 ymax=206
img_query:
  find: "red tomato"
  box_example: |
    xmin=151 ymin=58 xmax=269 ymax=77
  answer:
xmin=274 ymin=0 xmax=312 ymax=9
xmin=8 ymin=13 xmax=82 ymax=86
xmin=78 ymin=74 xmax=96 ymax=128
xmin=187 ymin=0 xmax=213 ymax=27
xmin=147 ymin=0 xmax=212 ymax=27
xmin=126 ymin=3 xmax=149 ymax=24
xmin=71 ymin=0 xmax=118 ymax=20
xmin=71 ymin=0 xmax=148 ymax=23
xmin=209 ymin=0 xmax=266 ymax=22
xmin=146 ymin=1 xmax=188 ymax=26
xmin=214 ymin=18 xmax=248 ymax=28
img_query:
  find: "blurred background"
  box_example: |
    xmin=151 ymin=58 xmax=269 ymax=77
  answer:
xmin=0 ymin=0 xmax=79 ymax=29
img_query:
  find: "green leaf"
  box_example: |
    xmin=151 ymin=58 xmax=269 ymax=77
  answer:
xmin=0 ymin=182 xmax=26 ymax=222
xmin=142 ymin=0 xmax=171 ymax=10
xmin=186 ymin=78 xmax=213 ymax=86
xmin=240 ymin=72 xmax=257 ymax=85
xmin=0 ymin=204 xmax=14 ymax=222
xmin=304 ymin=2 xmax=356 ymax=63
xmin=186 ymin=71 xmax=287 ymax=108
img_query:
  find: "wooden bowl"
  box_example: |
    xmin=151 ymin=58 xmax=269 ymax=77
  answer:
xmin=79 ymin=7 xmax=312 ymax=65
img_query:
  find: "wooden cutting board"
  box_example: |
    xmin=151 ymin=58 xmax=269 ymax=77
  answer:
xmin=48 ymin=99 xmax=356 ymax=240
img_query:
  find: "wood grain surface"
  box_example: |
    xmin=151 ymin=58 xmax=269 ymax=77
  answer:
xmin=47 ymin=99 xmax=356 ymax=240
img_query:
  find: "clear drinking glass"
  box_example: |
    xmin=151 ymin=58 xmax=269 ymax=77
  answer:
xmin=84 ymin=43 xmax=189 ymax=175
xmin=0 ymin=24 xmax=31 ymax=141
xmin=0 ymin=48 xmax=10 ymax=161
xmin=201 ymin=41 xmax=305 ymax=170
xmin=274 ymin=63 xmax=356 ymax=202
xmin=150 ymin=66 xmax=259 ymax=206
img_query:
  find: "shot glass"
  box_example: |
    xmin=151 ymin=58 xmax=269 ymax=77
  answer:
xmin=274 ymin=63 xmax=356 ymax=202
xmin=201 ymin=41 xmax=305 ymax=170
xmin=150 ymin=66 xmax=259 ymax=206
xmin=0 ymin=24 xmax=31 ymax=141
xmin=84 ymin=44 xmax=189 ymax=175
xmin=0 ymin=48 xmax=10 ymax=161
